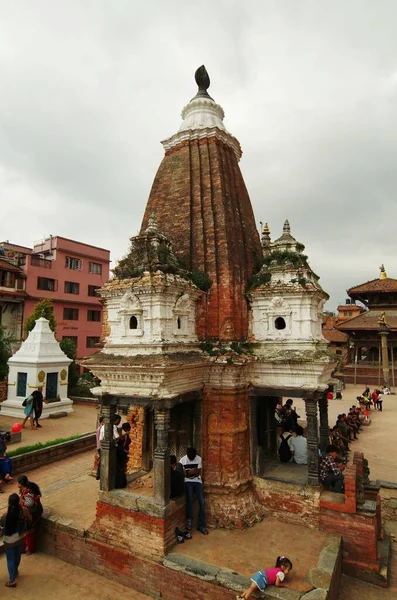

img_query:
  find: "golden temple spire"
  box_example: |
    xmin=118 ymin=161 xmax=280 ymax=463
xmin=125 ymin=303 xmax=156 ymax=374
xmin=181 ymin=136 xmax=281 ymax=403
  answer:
xmin=379 ymin=264 xmax=387 ymax=280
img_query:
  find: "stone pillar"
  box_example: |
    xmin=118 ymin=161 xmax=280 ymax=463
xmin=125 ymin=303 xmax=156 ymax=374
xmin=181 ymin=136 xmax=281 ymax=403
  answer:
xmin=379 ymin=329 xmax=390 ymax=387
xmin=304 ymin=398 xmax=319 ymax=486
xmin=100 ymin=395 xmax=117 ymax=492
xmin=318 ymin=393 xmax=329 ymax=454
xmin=193 ymin=400 xmax=202 ymax=457
xmin=154 ymin=406 xmax=171 ymax=505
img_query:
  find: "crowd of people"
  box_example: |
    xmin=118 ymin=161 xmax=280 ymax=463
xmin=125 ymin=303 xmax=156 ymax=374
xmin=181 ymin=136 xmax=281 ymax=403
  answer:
xmin=319 ymin=386 xmax=388 ymax=493
xmin=0 ymin=475 xmax=43 ymax=587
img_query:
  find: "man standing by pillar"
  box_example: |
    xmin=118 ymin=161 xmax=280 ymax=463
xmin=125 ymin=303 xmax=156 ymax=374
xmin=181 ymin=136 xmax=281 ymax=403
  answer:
xmin=180 ymin=447 xmax=208 ymax=535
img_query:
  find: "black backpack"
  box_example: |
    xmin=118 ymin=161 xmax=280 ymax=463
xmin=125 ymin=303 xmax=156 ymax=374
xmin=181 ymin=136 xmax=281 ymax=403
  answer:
xmin=279 ymin=434 xmax=292 ymax=463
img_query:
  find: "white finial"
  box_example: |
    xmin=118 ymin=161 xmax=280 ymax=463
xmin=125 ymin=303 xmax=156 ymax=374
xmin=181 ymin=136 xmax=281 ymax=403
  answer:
xmin=283 ymin=219 xmax=290 ymax=233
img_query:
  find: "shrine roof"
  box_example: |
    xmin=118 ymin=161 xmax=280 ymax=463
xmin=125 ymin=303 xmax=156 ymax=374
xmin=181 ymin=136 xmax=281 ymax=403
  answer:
xmin=337 ymin=309 xmax=397 ymax=331
xmin=82 ymin=351 xmax=208 ymax=367
xmin=0 ymin=257 xmax=26 ymax=275
xmin=348 ymin=277 xmax=397 ymax=294
xmin=322 ymin=316 xmax=348 ymax=342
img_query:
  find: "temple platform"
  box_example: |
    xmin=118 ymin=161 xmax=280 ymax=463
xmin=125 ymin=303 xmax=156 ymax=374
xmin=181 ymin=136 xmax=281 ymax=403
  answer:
xmin=166 ymin=517 xmax=342 ymax=599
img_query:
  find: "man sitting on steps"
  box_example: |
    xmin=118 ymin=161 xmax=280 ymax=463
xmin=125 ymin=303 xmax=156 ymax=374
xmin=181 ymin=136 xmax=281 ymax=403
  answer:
xmin=320 ymin=444 xmax=346 ymax=493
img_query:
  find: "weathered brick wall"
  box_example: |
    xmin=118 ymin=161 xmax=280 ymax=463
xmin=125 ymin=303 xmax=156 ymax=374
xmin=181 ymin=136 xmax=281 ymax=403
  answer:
xmin=140 ymin=137 xmax=263 ymax=341
xmin=254 ymin=477 xmax=321 ymax=528
xmin=126 ymin=406 xmax=144 ymax=471
xmin=0 ymin=378 xmax=7 ymax=402
xmin=39 ymin=520 xmax=240 ymax=600
xmin=90 ymin=499 xmax=187 ymax=560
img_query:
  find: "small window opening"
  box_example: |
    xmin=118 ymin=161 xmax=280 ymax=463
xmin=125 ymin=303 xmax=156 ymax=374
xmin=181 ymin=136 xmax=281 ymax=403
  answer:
xmin=177 ymin=316 xmax=181 ymax=330
xmin=274 ymin=317 xmax=286 ymax=330
xmin=129 ymin=315 xmax=138 ymax=330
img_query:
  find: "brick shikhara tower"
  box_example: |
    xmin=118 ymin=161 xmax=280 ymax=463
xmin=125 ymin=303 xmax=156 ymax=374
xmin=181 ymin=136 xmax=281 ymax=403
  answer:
xmin=141 ymin=65 xmax=263 ymax=341
xmin=85 ymin=66 xmax=337 ymax=552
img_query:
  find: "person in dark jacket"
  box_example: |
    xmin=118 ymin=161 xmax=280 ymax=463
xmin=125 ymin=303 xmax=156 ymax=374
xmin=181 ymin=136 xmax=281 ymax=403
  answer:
xmin=0 ymin=493 xmax=30 ymax=587
xmin=32 ymin=388 xmax=47 ymax=428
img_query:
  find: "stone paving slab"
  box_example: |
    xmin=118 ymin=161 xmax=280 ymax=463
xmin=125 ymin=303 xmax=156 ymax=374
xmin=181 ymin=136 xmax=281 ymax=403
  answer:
xmin=0 ymin=403 xmax=99 ymax=450
xmin=0 ymin=451 xmax=98 ymax=529
xmin=0 ymin=551 xmax=150 ymax=599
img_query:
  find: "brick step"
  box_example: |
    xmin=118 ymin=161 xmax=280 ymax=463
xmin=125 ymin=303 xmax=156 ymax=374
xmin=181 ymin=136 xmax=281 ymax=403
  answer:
xmin=343 ymin=536 xmax=392 ymax=588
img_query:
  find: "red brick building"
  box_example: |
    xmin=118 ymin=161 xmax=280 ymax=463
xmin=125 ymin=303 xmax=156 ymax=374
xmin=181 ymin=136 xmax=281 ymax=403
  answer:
xmin=1 ymin=236 xmax=110 ymax=357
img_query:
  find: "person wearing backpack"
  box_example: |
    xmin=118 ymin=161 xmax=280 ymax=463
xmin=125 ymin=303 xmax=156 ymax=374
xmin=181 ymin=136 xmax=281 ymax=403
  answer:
xmin=278 ymin=428 xmax=293 ymax=463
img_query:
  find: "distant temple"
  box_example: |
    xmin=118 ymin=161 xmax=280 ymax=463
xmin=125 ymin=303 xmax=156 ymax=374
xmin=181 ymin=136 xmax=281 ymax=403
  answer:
xmin=338 ymin=265 xmax=397 ymax=386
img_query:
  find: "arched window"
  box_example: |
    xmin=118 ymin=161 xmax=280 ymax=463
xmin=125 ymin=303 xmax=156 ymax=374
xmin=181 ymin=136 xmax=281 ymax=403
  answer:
xmin=274 ymin=317 xmax=286 ymax=330
xmin=129 ymin=315 xmax=138 ymax=330
xmin=177 ymin=316 xmax=181 ymax=330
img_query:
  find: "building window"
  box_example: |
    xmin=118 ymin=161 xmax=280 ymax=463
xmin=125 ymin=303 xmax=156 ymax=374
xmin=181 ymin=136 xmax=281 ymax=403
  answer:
xmin=64 ymin=281 xmax=80 ymax=294
xmin=0 ymin=271 xmax=16 ymax=288
xmin=274 ymin=317 xmax=286 ymax=330
xmin=63 ymin=307 xmax=79 ymax=320
xmin=62 ymin=335 xmax=78 ymax=346
xmin=86 ymin=336 xmax=100 ymax=348
xmin=89 ymin=262 xmax=102 ymax=275
xmin=87 ymin=310 xmax=101 ymax=322
xmin=177 ymin=316 xmax=181 ymax=329
xmin=88 ymin=285 xmax=100 ymax=297
xmin=17 ymin=372 xmax=27 ymax=397
xmin=65 ymin=256 xmax=82 ymax=270
xmin=129 ymin=316 xmax=138 ymax=329
xmin=37 ymin=277 xmax=57 ymax=291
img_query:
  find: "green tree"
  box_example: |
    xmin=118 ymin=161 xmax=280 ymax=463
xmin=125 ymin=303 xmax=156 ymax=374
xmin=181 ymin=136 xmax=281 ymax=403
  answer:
xmin=25 ymin=298 xmax=57 ymax=333
xmin=0 ymin=326 xmax=13 ymax=380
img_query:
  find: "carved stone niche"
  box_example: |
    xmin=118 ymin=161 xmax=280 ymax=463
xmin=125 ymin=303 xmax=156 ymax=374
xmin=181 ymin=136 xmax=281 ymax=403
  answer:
xmin=119 ymin=292 xmax=144 ymax=337
xmin=173 ymin=293 xmax=191 ymax=336
xmin=267 ymin=296 xmax=292 ymax=334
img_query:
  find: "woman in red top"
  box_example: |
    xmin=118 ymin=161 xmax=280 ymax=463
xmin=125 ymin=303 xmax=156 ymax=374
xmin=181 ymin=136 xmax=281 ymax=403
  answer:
xmin=18 ymin=476 xmax=42 ymax=554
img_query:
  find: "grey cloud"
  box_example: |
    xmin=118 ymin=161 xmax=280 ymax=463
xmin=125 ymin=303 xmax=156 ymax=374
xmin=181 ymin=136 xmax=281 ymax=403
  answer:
xmin=1 ymin=0 xmax=397 ymax=307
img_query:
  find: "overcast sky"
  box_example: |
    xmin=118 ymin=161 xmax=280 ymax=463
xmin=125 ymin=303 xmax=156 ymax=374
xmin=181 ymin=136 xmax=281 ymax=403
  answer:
xmin=1 ymin=0 xmax=397 ymax=309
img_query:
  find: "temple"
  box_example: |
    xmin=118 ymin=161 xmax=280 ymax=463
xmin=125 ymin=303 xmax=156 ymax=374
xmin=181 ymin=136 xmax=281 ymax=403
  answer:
xmin=77 ymin=67 xmax=388 ymax=594
xmin=338 ymin=265 xmax=397 ymax=386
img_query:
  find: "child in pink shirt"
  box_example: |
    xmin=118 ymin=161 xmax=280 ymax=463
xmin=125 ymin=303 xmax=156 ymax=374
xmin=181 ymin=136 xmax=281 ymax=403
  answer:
xmin=237 ymin=556 xmax=292 ymax=599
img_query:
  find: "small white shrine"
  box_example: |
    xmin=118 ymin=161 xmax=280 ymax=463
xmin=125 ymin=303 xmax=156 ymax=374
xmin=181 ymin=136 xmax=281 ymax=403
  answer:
xmin=1 ymin=317 xmax=74 ymax=418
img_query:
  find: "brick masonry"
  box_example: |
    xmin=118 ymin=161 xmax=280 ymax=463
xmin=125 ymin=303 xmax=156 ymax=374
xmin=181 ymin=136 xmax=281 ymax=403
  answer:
xmin=140 ymin=138 xmax=263 ymax=341
xmin=0 ymin=377 xmax=7 ymax=402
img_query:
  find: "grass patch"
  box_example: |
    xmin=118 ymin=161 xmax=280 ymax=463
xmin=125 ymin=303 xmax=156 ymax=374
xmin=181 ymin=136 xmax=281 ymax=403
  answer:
xmin=7 ymin=434 xmax=81 ymax=457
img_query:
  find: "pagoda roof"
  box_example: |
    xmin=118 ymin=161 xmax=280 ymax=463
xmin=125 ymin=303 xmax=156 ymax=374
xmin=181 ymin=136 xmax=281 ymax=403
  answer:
xmin=337 ymin=309 xmax=397 ymax=332
xmin=348 ymin=277 xmax=397 ymax=295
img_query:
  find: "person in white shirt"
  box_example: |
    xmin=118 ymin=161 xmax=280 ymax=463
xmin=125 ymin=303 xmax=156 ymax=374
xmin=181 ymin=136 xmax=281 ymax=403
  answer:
xmin=180 ymin=447 xmax=208 ymax=535
xmin=99 ymin=414 xmax=121 ymax=443
xmin=291 ymin=426 xmax=308 ymax=465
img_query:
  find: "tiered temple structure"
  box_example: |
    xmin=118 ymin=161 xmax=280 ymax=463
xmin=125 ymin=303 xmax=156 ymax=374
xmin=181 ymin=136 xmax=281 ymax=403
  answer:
xmin=337 ymin=265 xmax=397 ymax=386
xmin=83 ymin=66 xmax=336 ymax=550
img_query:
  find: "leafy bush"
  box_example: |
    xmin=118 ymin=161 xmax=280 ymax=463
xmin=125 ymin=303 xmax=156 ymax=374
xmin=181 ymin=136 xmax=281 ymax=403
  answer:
xmin=187 ymin=268 xmax=212 ymax=292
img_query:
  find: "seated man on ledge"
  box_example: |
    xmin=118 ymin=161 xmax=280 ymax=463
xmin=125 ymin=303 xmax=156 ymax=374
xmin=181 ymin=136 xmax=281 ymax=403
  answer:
xmin=320 ymin=444 xmax=346 ymax=493
xmin=180 ymin=447 xmax=208 ymax=535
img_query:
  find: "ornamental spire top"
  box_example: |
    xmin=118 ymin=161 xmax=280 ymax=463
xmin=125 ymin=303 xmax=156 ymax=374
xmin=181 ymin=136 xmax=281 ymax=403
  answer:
xmin=283 ymin=219 xmax=290 ymax=234
xmin=379 ymin=264 xmax=388 ymax=280
xmin=192 ymin=65 xmax=213 ymax=101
